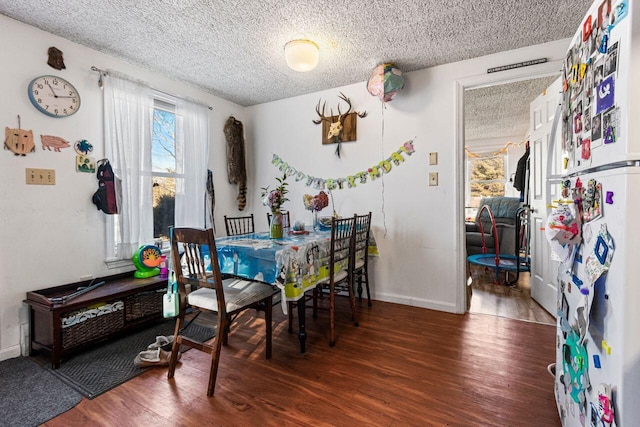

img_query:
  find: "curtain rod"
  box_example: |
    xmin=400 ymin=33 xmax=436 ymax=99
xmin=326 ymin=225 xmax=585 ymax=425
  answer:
xmin=90 ymin=66 xmax=213 ymax=110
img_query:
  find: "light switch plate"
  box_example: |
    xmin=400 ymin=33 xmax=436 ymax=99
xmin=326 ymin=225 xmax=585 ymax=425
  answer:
xmin=429 ymin=152 xmax=438 ymax=165
xmin=26 ymin=168 xmax=56 ymax=185
xmin=429 ymin=172 xmax=438 ymax=186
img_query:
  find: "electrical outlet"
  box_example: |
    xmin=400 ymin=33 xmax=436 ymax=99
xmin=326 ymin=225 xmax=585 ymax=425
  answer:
xmin=429 ymin=152 xmax=438 ymax=165
xmin=429 ymin=172 xmax=438 ymax=186
xmin=26 ymin=168 xmax=56 ymax=185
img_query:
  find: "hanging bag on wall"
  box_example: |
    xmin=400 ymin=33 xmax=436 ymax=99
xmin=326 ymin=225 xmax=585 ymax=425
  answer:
xmin=92 ymin=159 xmax=120 ymax=214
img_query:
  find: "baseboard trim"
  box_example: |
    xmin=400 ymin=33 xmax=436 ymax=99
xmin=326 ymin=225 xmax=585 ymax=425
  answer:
xmin=0 ymin=345 xmax=22 ymax=362
xmin=374 ymin=292 xmax=459 ymax=313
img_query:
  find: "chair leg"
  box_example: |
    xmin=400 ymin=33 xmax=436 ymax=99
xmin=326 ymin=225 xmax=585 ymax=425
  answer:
xmin=222 ymin=316 xmax=230 ymax=346
xmin=287 ymin=301 xmax=294 ymax=333
xmin=312 ymin=287 xmax=318 ymax=319
xmin=329 ymin=284 xmax=335 ymax=347
xmin=265 ymin=296 xmax=272 ymax=359
xmin=348 ymin=278 xmax=359 ymax=327
xmin=357 ymin=273 xmax=363 ymax=301
xmin=207 ymin=315 xmax=227 ymax=397
xmin=167 ymin=311 xmax=185 ymax=380
xmin=363 ymin=268 xmax=372 ymax=307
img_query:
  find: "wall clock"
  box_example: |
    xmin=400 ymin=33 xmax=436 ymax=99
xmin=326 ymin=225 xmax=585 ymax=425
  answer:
xmin=27 ymin=75 xmax=80 ymax=118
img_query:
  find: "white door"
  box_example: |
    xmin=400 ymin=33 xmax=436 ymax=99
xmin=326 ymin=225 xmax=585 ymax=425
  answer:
xmin=529 ymin=77 xmax=562 ymax=316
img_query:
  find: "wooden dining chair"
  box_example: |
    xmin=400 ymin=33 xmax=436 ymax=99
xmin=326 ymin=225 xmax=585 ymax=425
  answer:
xmin=224 ymin=214 xmax=254 ymax=236
xmin=167 ymin=227 xmax=277 ymax=397
xmin=313 ymin=215 xmax=358 ymax=346
xmin=266 ymin=210 xmax=290 ymax=229
xmin=353 ymin=212 xmax=372 ymax=306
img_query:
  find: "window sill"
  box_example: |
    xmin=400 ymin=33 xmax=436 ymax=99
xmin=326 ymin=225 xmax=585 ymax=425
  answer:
xmin=105 ymin=258 xmax=134 ymax=270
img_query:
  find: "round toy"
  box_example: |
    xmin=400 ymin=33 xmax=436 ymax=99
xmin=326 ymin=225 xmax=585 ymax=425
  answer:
xmin=132 ymin=245 xmax=162 ymax=278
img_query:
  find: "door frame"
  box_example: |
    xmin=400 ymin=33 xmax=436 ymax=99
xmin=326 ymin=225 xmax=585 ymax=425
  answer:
xmin=453 ymin=60 xmax=563 ymax=313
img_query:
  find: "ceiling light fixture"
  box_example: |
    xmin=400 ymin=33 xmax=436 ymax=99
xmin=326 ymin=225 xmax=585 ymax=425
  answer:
xmin=284 ymin=39 xmax=319 ymax=72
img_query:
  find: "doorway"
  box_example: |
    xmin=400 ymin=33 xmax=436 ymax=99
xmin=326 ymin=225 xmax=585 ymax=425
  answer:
xmin=461 ymin=75 xmax=558 ymax=324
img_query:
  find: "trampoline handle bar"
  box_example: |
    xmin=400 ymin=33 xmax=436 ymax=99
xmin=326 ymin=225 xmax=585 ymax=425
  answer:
xmin=476 ymin=205 xmax=500 ymax=267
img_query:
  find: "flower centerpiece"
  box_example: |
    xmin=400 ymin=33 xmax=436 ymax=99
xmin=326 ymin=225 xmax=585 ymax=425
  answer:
xmin=261 ymin=173 xmax=288 ymax=238
xmin=303 ymin=191 xmax=329 ymax=231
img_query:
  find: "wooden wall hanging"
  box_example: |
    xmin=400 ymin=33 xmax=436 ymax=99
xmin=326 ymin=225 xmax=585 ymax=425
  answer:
xmin=312 ymin=92 xmax=366 ymax=157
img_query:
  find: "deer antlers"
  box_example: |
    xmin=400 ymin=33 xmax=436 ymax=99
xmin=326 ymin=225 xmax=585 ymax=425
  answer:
xmin=312 ymin=92 xmax=367 ymax=124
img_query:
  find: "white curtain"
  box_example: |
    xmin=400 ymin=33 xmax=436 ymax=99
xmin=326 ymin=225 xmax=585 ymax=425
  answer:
xmin=174 ymin=99 xmax=210 ymax=228
xmin=104 ymin=75 xmax=154 ymax=260
xmin=103 ymin=75 xmax=210 ymax=261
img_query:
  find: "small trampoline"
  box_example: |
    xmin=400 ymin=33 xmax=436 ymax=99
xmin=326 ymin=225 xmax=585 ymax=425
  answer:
xmin=467 ymin=205 xmax=530 ymax=286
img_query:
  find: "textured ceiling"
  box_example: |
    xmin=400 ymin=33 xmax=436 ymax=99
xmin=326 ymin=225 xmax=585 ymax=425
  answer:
xmin=465 ymin=75 xmax=559 ymax=143
xmin=0 ymin=0 xmax=591 ymax=106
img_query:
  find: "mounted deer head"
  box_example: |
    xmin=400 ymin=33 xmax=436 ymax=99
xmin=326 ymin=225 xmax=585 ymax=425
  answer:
xmin=312 ymin=92 xmax=367 ymax=143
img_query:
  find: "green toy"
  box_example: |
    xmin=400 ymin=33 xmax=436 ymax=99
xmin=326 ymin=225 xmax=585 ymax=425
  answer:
xmin=132 ymin=245 xmax=162 ymax=278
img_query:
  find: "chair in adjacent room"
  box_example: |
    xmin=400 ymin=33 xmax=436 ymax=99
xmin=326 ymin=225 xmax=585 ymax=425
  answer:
xmin=312 ymin=215 xmax=358 ymax=347
xmin=352 ymin=212 xmax=372 ymax=306
xmin=224 ymin=214 xmax=255 ymax=236
xmin=167 ymin=227 xmax=277 ymax=397
xmin=465 ymin=197 xmax=520 ymax=256
xmin=266 ymin=210 xmax=291 ymax=229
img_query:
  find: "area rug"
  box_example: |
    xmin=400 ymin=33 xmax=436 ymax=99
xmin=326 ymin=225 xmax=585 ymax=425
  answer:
xmin=46 ymin=320 xmax=215 ymax=399
xmin=0 ymin=356 xmax=82 ymax=427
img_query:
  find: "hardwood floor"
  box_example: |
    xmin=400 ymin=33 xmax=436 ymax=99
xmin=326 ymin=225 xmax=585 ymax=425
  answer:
xmin=468 ymin=265 xmax=556 ymax=325
xmin=44 ymin=297 xmax=560 ymax=426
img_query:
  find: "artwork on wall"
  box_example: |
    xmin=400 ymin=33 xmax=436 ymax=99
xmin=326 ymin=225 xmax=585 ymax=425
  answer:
xmin=47 ymin=46 xmax=66 ymax=70
xmin=270 ymin=139 xmax=415 ymax=190
xmin=40 ymin=135 xmax=70 ymax=152
xmin=4 ymin=116 xmax=35 ymax=156
xmin=312 ymin=92 xmax=367 ymax=158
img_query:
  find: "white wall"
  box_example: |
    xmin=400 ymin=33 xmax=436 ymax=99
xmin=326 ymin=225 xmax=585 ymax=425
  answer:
xmin=0 ymin=15 xmax=245 ymax=360
xmin=248 ymin=38 xmax=570 ymax=313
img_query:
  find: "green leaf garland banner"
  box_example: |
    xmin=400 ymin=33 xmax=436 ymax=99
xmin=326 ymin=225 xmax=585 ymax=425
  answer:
xmin=271 ymin=139 xmax=415 ymax=190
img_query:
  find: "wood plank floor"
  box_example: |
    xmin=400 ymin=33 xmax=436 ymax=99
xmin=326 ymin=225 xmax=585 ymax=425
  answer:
xmin=468 ymin=266 xmax=556 ymax=325
xmin=44 ymin=298 xmax=560 ymax=426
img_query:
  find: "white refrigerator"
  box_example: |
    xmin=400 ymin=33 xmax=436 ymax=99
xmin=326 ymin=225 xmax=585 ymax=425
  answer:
xmin=552 ymin=0 xmax=640 ymax=426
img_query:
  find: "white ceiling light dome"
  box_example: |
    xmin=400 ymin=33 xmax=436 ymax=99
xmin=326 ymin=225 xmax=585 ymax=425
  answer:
xmin=284 ymin=39 xmax=319 ymax=72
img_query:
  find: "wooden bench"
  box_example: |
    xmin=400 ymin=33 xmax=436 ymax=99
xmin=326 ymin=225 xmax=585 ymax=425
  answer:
xmin=25 ymin=272 xmax=167 ymax=369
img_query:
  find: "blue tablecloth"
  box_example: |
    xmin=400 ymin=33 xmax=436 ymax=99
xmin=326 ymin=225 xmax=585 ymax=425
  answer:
xmin=216 ymin=231 xmax=334 ymax=302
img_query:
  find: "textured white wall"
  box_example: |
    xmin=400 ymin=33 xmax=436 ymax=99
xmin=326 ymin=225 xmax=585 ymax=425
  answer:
xmin=248 ymin=39 xmax=570 ymax=314
xmin=0 ymin=15 xmax=245 ymax=360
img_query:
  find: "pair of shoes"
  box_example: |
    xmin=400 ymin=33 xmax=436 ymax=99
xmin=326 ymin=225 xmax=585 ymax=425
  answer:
xmin=133 ymin=348 xmax=180 ymax=368
xmin=148 ymin=335 xmax=174 ymax=351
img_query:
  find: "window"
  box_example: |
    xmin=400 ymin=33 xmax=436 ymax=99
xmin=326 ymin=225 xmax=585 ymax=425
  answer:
xmin=103 ymin=75 xmax=210 ymax=265
xmin=466 ymin=156 xmax=506 ymax=220
xmin=152 ymin=101 xmax=177 ymax=249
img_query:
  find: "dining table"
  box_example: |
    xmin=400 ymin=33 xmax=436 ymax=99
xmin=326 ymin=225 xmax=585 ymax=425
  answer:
xmin=215 ymin=229 xmax=337 ymax=353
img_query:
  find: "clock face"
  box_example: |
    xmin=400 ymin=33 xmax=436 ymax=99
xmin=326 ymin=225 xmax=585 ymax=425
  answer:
xmin=27 ymin=75 xmax=80 ymax=118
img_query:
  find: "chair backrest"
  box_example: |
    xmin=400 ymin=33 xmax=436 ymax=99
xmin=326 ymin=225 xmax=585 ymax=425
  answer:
xmin=476 ymin=197 xmax=520 ymax=227
xmin=224 ymin=214 xmax=255 ymax=236
xmin=266 ymin=210 xmax=290 ymax=229
xmin=170 ymin=227 xmax=227 ymax=316
xmin=328 ymin=216 xmax=357 ymax=280
xmin=353 ymin=212 xmax=372 ymax=265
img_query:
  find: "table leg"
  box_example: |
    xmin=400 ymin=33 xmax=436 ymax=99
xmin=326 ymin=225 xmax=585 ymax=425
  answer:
xmin=297 ymin=296 xmax=306 ymax=353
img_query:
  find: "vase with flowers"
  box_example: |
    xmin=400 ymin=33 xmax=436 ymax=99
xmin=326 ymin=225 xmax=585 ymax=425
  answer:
xmin=303 ymin=191 xmax=329 ymax=231
xmin=261 ymin=173 xmax=289 ymax=238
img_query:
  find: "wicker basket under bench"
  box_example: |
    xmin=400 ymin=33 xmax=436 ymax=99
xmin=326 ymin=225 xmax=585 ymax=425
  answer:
xmin=25 ymin=272 xmax=166 ymax=369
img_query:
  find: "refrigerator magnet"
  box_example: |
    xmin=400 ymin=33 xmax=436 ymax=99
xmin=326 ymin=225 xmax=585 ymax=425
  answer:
xmin=605 ymin=191 xmax=614 ymax=204
xmin=596 ymin=75 xmax=615 ymax=114
xmin=581 ymin=139 xmax=591 ymax=160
